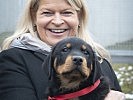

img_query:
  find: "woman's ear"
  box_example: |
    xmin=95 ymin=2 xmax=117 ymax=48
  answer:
xmin=42 ymin=45 xmax=57 ymax=81
xmin=31 ymin=8 xmax=37 ymax=25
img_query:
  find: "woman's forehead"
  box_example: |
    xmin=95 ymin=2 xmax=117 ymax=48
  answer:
xmin=38 ymin=0 xmax=76 ymax=11
xmin=39 ymin=0 xmax=68 ymax=5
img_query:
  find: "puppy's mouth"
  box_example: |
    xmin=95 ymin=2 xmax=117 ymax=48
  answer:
xmin=62 ymin=68 xmax=87 ymax=81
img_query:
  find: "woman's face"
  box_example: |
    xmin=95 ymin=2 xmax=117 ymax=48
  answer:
xmin=35 ymin=0 xmax=79 ymax=45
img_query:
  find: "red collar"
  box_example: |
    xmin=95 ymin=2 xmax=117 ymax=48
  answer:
xmin=48 ymin=79 xmax=100 ymax=100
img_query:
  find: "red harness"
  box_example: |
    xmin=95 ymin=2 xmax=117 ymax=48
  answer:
xmin=48 ymin=79 xmax=100 ymax=100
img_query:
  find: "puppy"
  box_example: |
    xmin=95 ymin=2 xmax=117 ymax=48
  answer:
xmin=43 ymin=37 xmax=110 ymax=100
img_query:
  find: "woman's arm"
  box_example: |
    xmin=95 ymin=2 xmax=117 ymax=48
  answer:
xmin=0 ymin=49 xmax=37 ymax=100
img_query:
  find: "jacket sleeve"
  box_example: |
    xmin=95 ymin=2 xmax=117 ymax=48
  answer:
xmin=0 ymin=49 xmax=38 ymax=100
xmin=100 ymin=59 xmax=122 ymax=92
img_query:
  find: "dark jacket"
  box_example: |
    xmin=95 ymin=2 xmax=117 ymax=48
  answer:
xmin=0 ymin=48 xmax=121 ymax=100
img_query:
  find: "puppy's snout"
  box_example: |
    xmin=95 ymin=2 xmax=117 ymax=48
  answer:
xmin=72 ymin=56 xmax=83 ymax=65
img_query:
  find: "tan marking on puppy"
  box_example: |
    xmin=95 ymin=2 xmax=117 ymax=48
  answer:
xmin=82 ymin=45 xmax=86 ymax=50
xmin=90 ymin=63 xmax=93 ymax=71
xmin=54 ymin=57 xmax=57 ymax=69
xmin=66 ymin=43 xmax=71 ymax=48
xmin=54 ymin=56 xmax=80 ymax=89
xmin=82 ymin=57 xmax=91 ymax=77
xmin=55 ymin=55 xmax=81 ymax=89
xmin=56 ymin=56 xmax=73 ymax=74
xmin=55 ymin=55 xmax=92 ymax=89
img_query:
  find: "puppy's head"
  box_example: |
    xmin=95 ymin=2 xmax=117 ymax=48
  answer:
xmin=44 ymin=37 xmax=102 ymax=89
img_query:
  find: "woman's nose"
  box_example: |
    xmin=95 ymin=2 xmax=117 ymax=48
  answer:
xmin=51 ymin=13 xmax=64 ymax=26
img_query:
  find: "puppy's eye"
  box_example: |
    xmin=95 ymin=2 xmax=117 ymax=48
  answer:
xmin=82 ymin=49 xmax=90 ymax=56
xmin=62 ymin=47 xmax=69 ymax=52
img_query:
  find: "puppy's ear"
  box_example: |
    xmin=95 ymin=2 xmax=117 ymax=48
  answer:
xmin=91 ymin=53 xmax=103 ymax=84
xmin=43 ymin=52 xmax=59 ymax=96
xmin=43 ymin=52 xmax=54 ymax=80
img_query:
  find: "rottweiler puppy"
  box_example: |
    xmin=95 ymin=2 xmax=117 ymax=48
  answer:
xmin=43 ymin=37 xmax=110 ymax=100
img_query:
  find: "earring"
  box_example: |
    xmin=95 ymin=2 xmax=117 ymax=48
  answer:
xmin=78 ymin=25 xmax=80 ymax=28
xmin=33 ymin=24 xmax=37 ymax=32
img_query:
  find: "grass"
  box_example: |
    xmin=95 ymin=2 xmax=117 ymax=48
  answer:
xmin=112 ymin=63 xmax=133 ymax=94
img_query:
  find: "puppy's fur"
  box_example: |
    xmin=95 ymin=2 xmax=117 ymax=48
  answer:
xmin=43 ymin=37 xmax=110 ymax=100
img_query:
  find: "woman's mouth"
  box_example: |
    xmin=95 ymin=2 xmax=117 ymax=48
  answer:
xmin=48 ymin=29 xmax=68 ymax=34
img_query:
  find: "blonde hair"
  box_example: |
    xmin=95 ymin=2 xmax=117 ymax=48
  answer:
xmin=2 ymin=0 xmax=110 ymax=60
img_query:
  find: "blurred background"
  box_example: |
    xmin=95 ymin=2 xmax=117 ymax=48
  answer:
xmin=0 ymin=0 xmax=133 ymax=99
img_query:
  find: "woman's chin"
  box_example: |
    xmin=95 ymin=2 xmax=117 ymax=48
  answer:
xmin=48 ymin=37 xmax=67 ymax=46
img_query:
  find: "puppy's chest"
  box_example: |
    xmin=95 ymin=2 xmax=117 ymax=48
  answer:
xmin=69 ymin=98 xmax=79 ymax=100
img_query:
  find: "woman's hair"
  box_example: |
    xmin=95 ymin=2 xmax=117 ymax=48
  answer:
xmin=1 ymin=0 xmax=110 ymax=60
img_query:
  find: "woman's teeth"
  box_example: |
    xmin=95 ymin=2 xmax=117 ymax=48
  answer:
xmin=49 ymin=29 xmax=67 ymax=33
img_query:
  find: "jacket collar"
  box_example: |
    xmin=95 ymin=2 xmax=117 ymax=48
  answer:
xmin=10 ymin=33 xmax=52 ymax=54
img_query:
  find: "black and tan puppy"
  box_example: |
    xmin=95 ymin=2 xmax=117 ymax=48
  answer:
xmin=43 ymin=37 xmax=110 ymax=100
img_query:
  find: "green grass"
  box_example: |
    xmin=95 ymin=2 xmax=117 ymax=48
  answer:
xmin=112 ymin=63 xmax=133 ymax=94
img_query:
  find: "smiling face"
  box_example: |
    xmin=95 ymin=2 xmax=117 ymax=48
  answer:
xmin=35 ymin=0 xmax=79 ymax=45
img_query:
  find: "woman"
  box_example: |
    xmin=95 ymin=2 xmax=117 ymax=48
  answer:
xmin=0 ymin=0 xmax=125 ymax=100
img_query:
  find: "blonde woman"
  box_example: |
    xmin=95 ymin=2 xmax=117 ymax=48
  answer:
xmin=0 ymin=0 xmax=125 ymax=100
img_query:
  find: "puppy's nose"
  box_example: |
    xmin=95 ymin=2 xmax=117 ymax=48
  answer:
xmin=72 ymin=56 xmax=83 ymax=65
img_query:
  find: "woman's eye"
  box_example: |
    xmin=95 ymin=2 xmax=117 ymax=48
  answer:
xmin=42 ymin=12 xmax=53 ymax=16
xmin=61 ymin=11 xmax=73 ymax=16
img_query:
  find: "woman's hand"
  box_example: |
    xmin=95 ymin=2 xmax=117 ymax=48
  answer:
xmin=105 ymin=90 xmax=126 ymax=100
